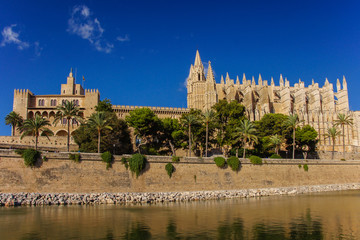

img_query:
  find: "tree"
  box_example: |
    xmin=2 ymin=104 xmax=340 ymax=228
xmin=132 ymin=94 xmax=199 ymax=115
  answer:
xmin=181 ymin=113 xmax=198 ymax=157
xmin=235 ymin=119 xmax=258 ymax=158
xmin=296 ymin=125 xmax=318 ymax=159
xmin=201 ymin=109 xmax=216 ymax=157
xmin=19 ymin=115 xmax=53 ymax=150
xmin=212 ymin=100 xmax=246 ymax=155
xmin=269 ymin=134 xmax=282 ymax=155
xmin=73 ymin=113 xmax=131 ymax=154
xmin=53 ymin=100 xmax=83 ymax=152
xmin=255 ymin=113 xmax=288 ymax=139
xmin=95 ymin=98 xmax=114 ymax=112
xmin=87 ymin=112 xmax=113 ymax=153
xmin=126 ymin=108 xmax=161 ymax=154
xmin=284 ymin=114 xmax=301 ymax=159
xmin=334 ymin=113 xmax=353 ymax=159
xmin=159 ymin=118 xmax=184 ymax=156
xmin=5 ymin=111 xmax=23 ymax=136
xmin=324 ymin=126 xmax=341 ymax=159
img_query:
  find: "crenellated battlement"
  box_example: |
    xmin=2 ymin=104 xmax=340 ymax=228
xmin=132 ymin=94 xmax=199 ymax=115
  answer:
xmin=85 ymin=89 xmax=99 ymax=94
xmin=14 ymin=89 xmax=33 ymax=96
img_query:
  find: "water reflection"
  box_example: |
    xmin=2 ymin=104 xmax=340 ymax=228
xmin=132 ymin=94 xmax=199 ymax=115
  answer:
xmin=0 ymin=190 xmax=359 ymax=239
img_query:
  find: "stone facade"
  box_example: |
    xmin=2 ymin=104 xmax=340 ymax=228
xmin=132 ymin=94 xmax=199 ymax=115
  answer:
xmin=187 ymin=50 xmax=360 ymax=152
xmin=12 ymin=69 xmax=100 ymax=137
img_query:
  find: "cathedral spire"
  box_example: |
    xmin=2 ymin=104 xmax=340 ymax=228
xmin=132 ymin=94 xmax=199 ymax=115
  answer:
xmin=258 ymin=74 xmax=262 ymax=86
xmin=252 ymin=76 xmax=255 ymax=86
xmin=343 ymin=75 xmax=347 ymax=90
xmin=279 ymin=74 xmax=284 ymax=87
xmin=226 ymin=72 xmax=230 ymax=84
xmin=271 ymin=77 xmax=274 ymax=86
xmin=324 ymin=78 xmax=329 ymax=87
xmin=194 ymin=50 xmax=202 ymax=66
xmin=206 ymin=61 xmax=215 ymax=83
xmin=242 ymin=73 xmax=246 ymax=85
xmin=337 ymin=78 xmax=341 ymax=92
xmin=220 ymin=75 xmax=224 ymax=85
xmin=236 ymin=75 xmax=240 ymax=85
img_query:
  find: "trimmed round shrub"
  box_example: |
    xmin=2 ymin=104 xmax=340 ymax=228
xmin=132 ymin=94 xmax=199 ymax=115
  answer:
xmin=303 ymin=164 xmax=309 ymax=172
xmin=42 ymin=155 xmax=48 ymax=162
xmin=69 ymin=153 xmax=81 ymax=163
xmin=172 ymin=156 xmax=180 ymax=163
xmin=128 ymin=154 xmax=147 ymax=178
xmin=101 ymin=151 xmax=113 ymax=169
xmin=18 ymin=149 xmax=40 ymax=167
xmin=165 ymin=163 xmax=175 ymax=178
xmin=214 ymin=157 xmax=226 ymax=168
xmin=249 ymin=155 xmax=263 ymax=165
xmin=227 ymin=156 xmax=240 ymax=171
xmin=269 ymin=154 xmax=281 ymax=159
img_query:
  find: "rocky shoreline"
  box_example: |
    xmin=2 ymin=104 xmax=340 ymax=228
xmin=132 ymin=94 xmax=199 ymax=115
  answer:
xmin=1 ymin=183 xmax=360 ymax=207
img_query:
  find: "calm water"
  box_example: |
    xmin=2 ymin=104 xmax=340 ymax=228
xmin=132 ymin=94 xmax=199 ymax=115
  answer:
xmin=1 ymin=190 xmax=360 ymax=239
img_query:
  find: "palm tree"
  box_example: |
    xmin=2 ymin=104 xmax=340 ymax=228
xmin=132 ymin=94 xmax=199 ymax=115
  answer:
xmin=5 ymin=111 xmax=23 ymax=136
xmin=87 ymin=112 xmax=113 ymax=153
xmin=285 ymin=114 xmax=301 ymax=159
xmin=181 ymin=114 xmax=198 ymax=157
xmin=324 ymin=126 xmax=342 ymax=160
xmin=334 ymin=113 xmax=353 ymax=159
xmin=202 ymin=109 xmax=216 ymax=157
xmin=19 ymin=115 xmax=53 ymax=150
xmin=269 ymin=134 xmax=282 ymax=155
xmin=53 ymin=101 xmax=83 ymax=152
xmin=235 ymin=119 xmax=258 ymax=159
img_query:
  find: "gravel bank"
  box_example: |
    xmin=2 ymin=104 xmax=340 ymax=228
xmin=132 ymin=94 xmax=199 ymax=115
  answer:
xmin=1 ymin=183 xmax=360 ymax=207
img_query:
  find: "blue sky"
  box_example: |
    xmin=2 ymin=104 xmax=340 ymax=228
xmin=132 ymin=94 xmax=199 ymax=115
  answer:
xmin=1 ymin=0 xmax=360 ymax=135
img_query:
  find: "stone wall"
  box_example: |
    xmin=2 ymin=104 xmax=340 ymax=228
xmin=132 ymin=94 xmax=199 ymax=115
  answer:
xmin=0 ymin=136 xmax=78 ymax=151
xmin=1 ymin=150 xmax=360 ymax=193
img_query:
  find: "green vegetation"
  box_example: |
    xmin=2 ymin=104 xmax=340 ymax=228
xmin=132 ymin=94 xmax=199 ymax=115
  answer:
xmin=53 ymin=100 xmax=83 ymax=152
xmin=69 ymin=153 xmax=81 ymax=163
xmin=87 ymin=112 xmax=113 ymax=153
xmin=42 ymin=155 xmax=48 ymax=162
xmin=121 ymin=157 xmax=129 ymax=169
xmin=165 ymin=163 xmax=175 ymax=178
xmin=298 ymin=164 xmax=302 ymax=168
xmin=73 ymin=100 xmax=132 ymax=154
xmin=269 ymin=154 xmax=281 ymax=159
xmin=303 ymin=164 xmax=309 ymax=172
xmin=284 ymin=114 xmax=301 ymax=159
xmin=234 ymin=120 xmax=258 ymax=158
xmin=101 ymin=151 xmax=113 ymax=169
xmin=325 ymin=126 xmax=342 ymax=160
xmin=181 ymin=111 xmax=199 ymax=157
xmin=249 ymin=155 xmax=263 ymax=165
xmin=341 ymin=158 xmax=346 ymax=161
xmin=5 ymin=111 xmax=23 ymax=136
xmin=201 ymin=109 xmax=217 ymax=157
xmin=214 ymin=157 xmax=226 ymax=168
xmin=194 ymin=175 xmax=197 ymax=182
xmin=172 ymin=156 xmax=180 ymax=163
xmin=128 ymin=154 xmax=147 ymax=178
xmin=19 ymin=115 xmax=53 ymax=150
xmin=334 ymin=113 xmax=353 ymax=159
xmin=126 ymin=108 xmax=162 ymax=154
xmin=227 ymin=156 xmax=240 ymax=171
xmin=15 ymin=148 xmax=40 ymax=167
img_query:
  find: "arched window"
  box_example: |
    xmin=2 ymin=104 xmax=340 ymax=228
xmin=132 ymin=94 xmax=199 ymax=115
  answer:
xmin=53 ymin=100 xmax=57 ymax=106
xmin=62 ymin=118 xmax=67 ymax=125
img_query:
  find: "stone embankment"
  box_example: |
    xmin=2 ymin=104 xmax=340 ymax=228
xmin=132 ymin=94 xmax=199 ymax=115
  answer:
xmin=1 ymin=183 xmax=359 ymax=207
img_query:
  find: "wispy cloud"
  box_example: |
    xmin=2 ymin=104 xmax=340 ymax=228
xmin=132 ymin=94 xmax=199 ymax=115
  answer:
xmin=34 ymin=41 xmax=43 ymax=57
xmin=0 ymin=24 xmax=29 ymax=50
xmin=117 ymin=34 xmax=130 ymax=42
xmin=67 ymin=5 xmax=113 ymax=53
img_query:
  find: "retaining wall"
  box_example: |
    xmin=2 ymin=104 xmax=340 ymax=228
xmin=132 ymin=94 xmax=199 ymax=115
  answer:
xmin=1 ymin=150 xmax=360 ymax=193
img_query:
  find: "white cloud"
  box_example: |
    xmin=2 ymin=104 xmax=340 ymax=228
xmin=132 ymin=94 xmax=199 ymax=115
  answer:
xmin=34 ymin=41 xmax=43 ymax=57
xmin=67 ymin=5 xmax=113 ymax=53
xmin=117 ymin=34 xmax=130 ymax=42
xmin=0 ymin=24 xmax=29 ymax=50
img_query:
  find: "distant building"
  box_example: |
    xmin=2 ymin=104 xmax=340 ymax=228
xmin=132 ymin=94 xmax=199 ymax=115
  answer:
xmin=12 ymin=69 xmax=100 ymax=136
xmin=187 ymin=50 xmax=360 ymax=152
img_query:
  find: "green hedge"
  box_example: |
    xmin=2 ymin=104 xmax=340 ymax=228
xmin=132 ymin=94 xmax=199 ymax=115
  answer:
xmin=15 ymin=149 xmax=40 ymax=167
xmin=128 ymin=154 xmax=147 ymax=178
xmin=101 ymin=151 xmax=113 ymax=169
xmin=121 ymin=157 xmax=129 ymax=170
xmin=69 ymin=153 xmax=81 ymax=163
xmin=172 ymin=156 xmax=180 ymax=163
xmin=269 ymin=154 xmax=281 ymax=159
xmin=227 ymin=156 xmax=240 ymax=171
xmin=165 ymin=163 xmax=175 ymax=178
xmin=214 ymin=157 xmax=226 ymax=168
xmin=303 ymin=164 xmax=309 ymax=172
xmin=249 ymin=155 xmax=263 ymax=165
